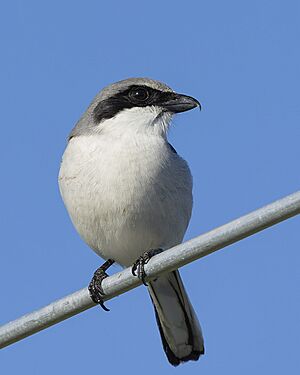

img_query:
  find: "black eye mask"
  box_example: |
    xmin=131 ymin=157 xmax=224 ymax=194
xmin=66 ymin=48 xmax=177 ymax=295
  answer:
xmin=93 ymin=85 xmax=176 ymax=124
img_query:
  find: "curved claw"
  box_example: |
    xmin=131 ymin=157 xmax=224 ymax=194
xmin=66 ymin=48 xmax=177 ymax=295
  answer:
xmin=131 ymin=263 xmax=138 ymax=276
xmin=88 ymin=259 xmax=115 ymax=312
xmin=141 ymin=276 xmax=148 ymax=287
xmin=88 ymin=283 xmax=110 ymax=312
xmin=131 ymin=249 xmax=163 ymax=286
xmin=94 ymin=298 xmax=110 ymax=311
xmin=99 ymin=299 xmax=110 ymax=312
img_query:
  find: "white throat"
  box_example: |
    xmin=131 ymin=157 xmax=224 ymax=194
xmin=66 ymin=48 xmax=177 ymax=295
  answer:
xmin=95 ymin=106 xmax=173 ymax=138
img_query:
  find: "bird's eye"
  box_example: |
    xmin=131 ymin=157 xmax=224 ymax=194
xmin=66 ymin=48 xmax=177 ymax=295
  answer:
xmin=128 ymin=87 xmax=149 ymax=103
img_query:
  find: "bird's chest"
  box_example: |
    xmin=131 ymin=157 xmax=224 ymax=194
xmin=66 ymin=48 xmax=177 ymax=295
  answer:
xmin=59 ymin=135 xmax=192 ymax=263
xmin=59 ymin=135 xmax=176 ymax=220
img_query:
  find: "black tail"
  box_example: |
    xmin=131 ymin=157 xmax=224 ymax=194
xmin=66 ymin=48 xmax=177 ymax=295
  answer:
xmin=148 ymin=270 xmax=204 ymax=366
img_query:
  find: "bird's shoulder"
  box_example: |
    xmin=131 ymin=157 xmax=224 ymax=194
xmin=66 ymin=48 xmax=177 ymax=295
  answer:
xmin=167 ymin=142 xmax=177 ymax=154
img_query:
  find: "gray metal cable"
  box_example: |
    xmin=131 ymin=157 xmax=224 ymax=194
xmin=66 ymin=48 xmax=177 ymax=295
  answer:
xmin=1 ymin=191 xmax=299 ymax=349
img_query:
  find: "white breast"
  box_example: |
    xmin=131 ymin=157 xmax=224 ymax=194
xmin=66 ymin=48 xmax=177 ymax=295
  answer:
xmin=58 ymin=133 xmax=192 ymax=267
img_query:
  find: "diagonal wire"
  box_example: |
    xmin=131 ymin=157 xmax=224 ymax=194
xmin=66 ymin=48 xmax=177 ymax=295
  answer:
xmin=0 ymin=191 xmax=299 ymax=349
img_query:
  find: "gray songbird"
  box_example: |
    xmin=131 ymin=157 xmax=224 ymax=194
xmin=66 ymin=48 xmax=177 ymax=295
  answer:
xmin=58 ymin=78 xmax=204 ymax=366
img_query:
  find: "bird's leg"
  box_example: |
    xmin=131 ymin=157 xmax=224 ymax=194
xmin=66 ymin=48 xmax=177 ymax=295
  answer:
xmin=88 ymin=259 xmax=115 ymax=312
xmin=132 ymin=249 xmax=163 ymax=286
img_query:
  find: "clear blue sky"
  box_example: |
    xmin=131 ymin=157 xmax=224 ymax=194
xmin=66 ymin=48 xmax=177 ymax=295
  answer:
xmin=1 ymin=1 xmax=299 ymax=373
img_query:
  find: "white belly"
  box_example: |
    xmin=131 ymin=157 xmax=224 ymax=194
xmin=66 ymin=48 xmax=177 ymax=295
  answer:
xmin=58 ymin=134 xmax=192 ymax=267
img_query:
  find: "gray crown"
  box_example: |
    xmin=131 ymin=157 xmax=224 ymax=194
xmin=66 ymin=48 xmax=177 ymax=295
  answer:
xmin=69 ymin=78 xmax=174 ymax=139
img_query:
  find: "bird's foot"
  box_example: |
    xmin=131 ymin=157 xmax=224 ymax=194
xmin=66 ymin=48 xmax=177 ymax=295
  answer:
xmin=88 ymin=259 xmax=115 ymax=311
xmin=131 ymin=249 xmax=163 ymax=286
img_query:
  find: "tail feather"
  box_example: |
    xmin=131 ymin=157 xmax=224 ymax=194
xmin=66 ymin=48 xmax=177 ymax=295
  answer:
xmin=148 ymin=270 xmax=204 ymax=366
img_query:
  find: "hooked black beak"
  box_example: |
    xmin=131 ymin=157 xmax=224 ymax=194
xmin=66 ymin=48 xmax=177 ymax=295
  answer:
xmin=162 ymin=93 xmax=201 ymax=113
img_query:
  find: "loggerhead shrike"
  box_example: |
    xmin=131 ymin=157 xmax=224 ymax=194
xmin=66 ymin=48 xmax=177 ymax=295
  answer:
xmin=58 ymin=78 xmax=204 ymax=366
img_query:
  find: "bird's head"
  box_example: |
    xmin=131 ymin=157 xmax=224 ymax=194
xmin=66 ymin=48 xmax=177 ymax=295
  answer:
xmin=69 ymin=78 xmax=200 ymax=139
